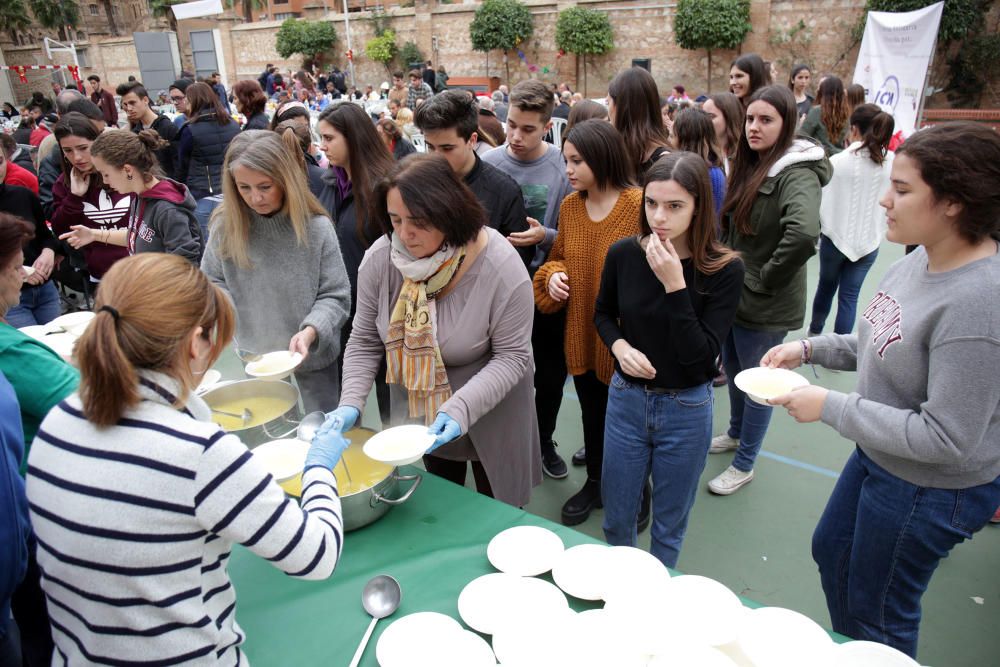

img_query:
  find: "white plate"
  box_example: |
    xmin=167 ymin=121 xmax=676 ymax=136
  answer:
xmin=244 ymin=350 xmax=303 ymax=381
xmin=251 ymin=439 xmax=309 ymax=482
xmin=833 ymin=640 xmax=920 ymax=666
xmin=17 ymin=324 xmax=48 ymax=340
xmin=551 ymin=543 xmax=612 ymax=600
xmin=559 ymin=609 xmax=647 ymax=667
xmin=363 ymin=424 xmax=436 ymax=467
xmin=736 ymin=606 xmax=835 ymax=667
xmin=22 ymin=265 xmax=35 ymax=277
xmin=658 ymin=575 xmax=747 ymax=647
xmin=435 ymin=629 xmax=497 ymax=667
xmin=458 ymin=573 xmax=568 ymax=635
xmin=48 ymin=311 xmax=95 ymax=337
xmin=602 ymin=575 xmax=677 ymax=655
xmin=487 ymin=525 xmax=565 ymax=576
xmin=648 ymin=643 xmax=740 ymax=667
xmin=196 ymin=369 xmax=222 ymax=394
xmin=375 ymin=612 xmax=463 ymax=667
xmin=734 ymin=367 xmax=810 ymax=405
xmin=599 ymin=545 xmax=670 ymax=599
xmin=491 ymin=608 xmax=575 ymax=665
xmin=39 ymin=332 xmax=77 ymax=362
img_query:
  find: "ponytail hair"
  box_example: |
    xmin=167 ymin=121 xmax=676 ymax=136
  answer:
xmin=849 ymin=103 xmax=894 ymax=166
xmin=274 ymin=120 xmax=309 ymax=171
xmin=90 ymin=129 xmax=168 ymax=182
xmin=76 ymin=253 xmax=235 ymax=428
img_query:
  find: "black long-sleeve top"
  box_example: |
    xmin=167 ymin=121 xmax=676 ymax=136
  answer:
xmin=594 ymin=236 xmax=744 ymax=389
xmin=464 ymin=153 xmax=533 ymax=267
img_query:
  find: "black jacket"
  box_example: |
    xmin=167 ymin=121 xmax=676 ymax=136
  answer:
xmin=176 ymin=112 xmax=240 ymax=198
xmin=243 ymin=111 xmax=269 ymax=131
xmin=464 ymin=154 xmax=532 ymax=267
xmin=131 ymin=114 xmax=179 ymax=180
xmin=38 ymin=148 xmax=62 ymax=220
xmin=11 ymin=147 xmax=35 ymax=176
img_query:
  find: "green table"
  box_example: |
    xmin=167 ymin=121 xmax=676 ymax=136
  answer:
xmin=229 ymin=466 xmax=845 ymax=666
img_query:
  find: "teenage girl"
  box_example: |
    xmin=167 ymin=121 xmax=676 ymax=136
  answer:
xmin=597 ymin=152 xmax=743 ymax=567
xmin=708 ymin=86 xmax=831 ymax=496
xmin=729 ymin=54 xmax=770 ymax=110
xmin=800 ymin=75 xmax=850 ymax=156
xmin=607 ymin=67 xmax=670 ymax=175
xmin=788 ymin=64 xmax=814 ymax=119
xmin=671 ymin=108 xmax=727 ymax=215
xmin=532 ymin=120 xmax=642 ymax=527
xmin=809 ymin=104 xmax=895 ymax=335
xmin=701 ymin=92 xmax=742 ymax=175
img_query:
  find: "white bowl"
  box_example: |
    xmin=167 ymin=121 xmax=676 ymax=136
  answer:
xmin=195 ymin=369 xmax=222 ymax=395
xmin=244 ymin=351 xmax=303 ymax=381
xmin=362 ymin=424 xmax=436 ymax=466
xmin=734 ymin=367 xmax=810 ymax=405
xmin=250 ymin=439 xmax=309 ymax=482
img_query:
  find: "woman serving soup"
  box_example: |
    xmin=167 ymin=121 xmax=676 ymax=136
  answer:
xmin=319 ymin=154 xmax=542 ymax=507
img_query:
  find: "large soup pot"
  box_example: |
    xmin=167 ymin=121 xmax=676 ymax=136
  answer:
xmin=201 ymin=379 xmax=302 ymax=448
xmin=274 ymin=428 xmax=422 ymax=532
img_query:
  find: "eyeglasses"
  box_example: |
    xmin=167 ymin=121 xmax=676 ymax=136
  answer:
xmin=170 ymin=95 xmax=185 ymax=103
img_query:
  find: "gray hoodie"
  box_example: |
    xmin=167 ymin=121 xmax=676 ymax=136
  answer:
xmin=128 ymin=178 xmax=203 ymax=264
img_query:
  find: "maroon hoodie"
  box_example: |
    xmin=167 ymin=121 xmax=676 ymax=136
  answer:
xmin=126 ymin=178 xmax=203 ymax=264
xmin=50 ymin=173 xmax=131 ymax=279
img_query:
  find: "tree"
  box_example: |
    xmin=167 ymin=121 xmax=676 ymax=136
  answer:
xmin=28 ymin=0 xmax=79 ymax=31
xmin=862 ymin=0 xmax=982 ymax=43
xmin=366 ymin=29 xmax=397 ymax=76
xmin=275 ymin=19 xmax=339 ymax=68
xmin=469 ymin=0 xmax=534 ymax=82
xmin=673 ymin=0 xmax=752 ymax=93
xmin=555 ymin=7 xmax=613 ymax=96
xmin=149 ymin=0 xmax=185 ymax=33
xmin=224 ymin=0 xmax=267 ymax=24
xmin=0 ymin=0 xmax=31 ymax=32
xmin=399 ymin=41 xmax=424 ymax=70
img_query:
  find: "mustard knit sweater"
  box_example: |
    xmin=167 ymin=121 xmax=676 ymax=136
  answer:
xmin=533 ymin=188 xmax=642 ymax=384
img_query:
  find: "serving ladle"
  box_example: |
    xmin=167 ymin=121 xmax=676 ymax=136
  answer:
xmin=296 ymin=410 xmax=353 ymax=485
xmin=210 ymin=407 xmax=252 ymax=425
xmin=348 ymin=574 xmax=402 ymax=667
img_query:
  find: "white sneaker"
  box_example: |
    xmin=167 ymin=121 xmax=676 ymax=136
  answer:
xmin=708 ymin=465 xmax=754 ymax=495
xmin=709 ymin=434 xmax=739 ymax=454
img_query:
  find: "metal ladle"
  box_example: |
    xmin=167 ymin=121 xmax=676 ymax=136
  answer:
xmin=348 ymin=574 xmax=402 ymax=667
xmin=296 ymin=411 xmax=353 ymax=485
xmin=211 ymin=407 xmax=252 ymax=425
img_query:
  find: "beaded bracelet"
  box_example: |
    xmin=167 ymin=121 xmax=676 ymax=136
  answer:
xmin=800 ymin=339 xmax=811 ymax=364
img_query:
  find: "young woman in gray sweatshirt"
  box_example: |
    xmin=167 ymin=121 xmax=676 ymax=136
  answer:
xmin=764 ymin=122 xmax=1000 ymax=660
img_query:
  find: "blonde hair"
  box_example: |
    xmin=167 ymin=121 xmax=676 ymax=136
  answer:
xmin=212 ymin=130 xmax=328 ymax=268
xmin=395 ymin=107 xmax=414 ymax=127
xmin=76 ymin=254 xmax=235 ymax=427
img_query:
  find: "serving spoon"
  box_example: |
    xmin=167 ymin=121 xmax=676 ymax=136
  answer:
xmin=348 ymin=575 xmax=402 ymax=667
xmin=210 ymin=407 xmax=252 ymax=425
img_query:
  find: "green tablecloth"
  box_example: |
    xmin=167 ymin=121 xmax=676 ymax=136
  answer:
xmin=229 ymin=467 xmax=844 ymax=666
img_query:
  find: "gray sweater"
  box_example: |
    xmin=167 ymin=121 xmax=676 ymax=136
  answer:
xmin=812 ymin=246 xmax=1000 ymax=489
xmin=201 ymin=211 xmax=351 ymax=372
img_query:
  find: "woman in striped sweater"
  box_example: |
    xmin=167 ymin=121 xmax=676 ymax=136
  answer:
xmin=26 ymin=253 xmax=346 ymax=666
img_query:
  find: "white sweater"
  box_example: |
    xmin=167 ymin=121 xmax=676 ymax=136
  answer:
xmin=819 ymin=141 xmax=894 ymax=262
xmin=26 ymin=371 xmax=343 ymax=665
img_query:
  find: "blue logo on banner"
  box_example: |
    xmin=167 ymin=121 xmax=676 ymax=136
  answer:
xmin=874 ymin=76 xmax=900 ymax=113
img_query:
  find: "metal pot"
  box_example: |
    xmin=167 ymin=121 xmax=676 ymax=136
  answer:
xmin=201 ymin=379 xmax=302 ymax=448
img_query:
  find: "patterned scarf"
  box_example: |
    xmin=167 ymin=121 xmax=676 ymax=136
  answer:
xmin=385 ymin=233 xmax=466 ymax=424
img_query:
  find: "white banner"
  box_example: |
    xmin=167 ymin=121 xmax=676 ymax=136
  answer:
xmin=852 ymin=1 xmax=943 ymax=136
xmin=170 ymin=0 xmax=224 ymax=21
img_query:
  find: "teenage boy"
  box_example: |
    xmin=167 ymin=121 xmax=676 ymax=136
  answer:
xmin=482 ymin=79 xmax=574 ymax=481
xmin=388 ymin=72 xmax=408 ymax=108
xmin=406 ymin=70 xmax=434 ymax=109
xmin=86 ymin=75 xmax=118 ymax=127
xmin=116 ymin=81 xmax=179 ymax=180
xmin=414 ymin=90 xmax=532 ymax=268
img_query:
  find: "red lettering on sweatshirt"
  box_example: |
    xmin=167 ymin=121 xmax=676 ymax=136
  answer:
xmin=862 ymin=291 xmax=903 ymax=358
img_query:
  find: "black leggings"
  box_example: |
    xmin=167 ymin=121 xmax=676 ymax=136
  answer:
xmin=573 ymin=371 xmax=609 ymax=481
xmin=423 ymin=455 xmax=494 ymax=497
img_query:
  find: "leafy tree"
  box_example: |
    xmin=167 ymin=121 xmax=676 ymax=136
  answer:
xmin=28 ymin=0 xmax=80 ymax=30
xmin=275 ymin=19 xmax=339 ymax=68
xmin=399 ymin=41 xmax=424 ymax=70
xmin=862 ymin=0 xmax=982 ymax=42
xmin=366 ymin=29 xmax=397 ymax=76
xmin=224 ymin=0 xmax=267 ymax=24
xmin=469 ymin=0 xmax=534 ymax=81
xmin=0 ymin=0 xmax=31 ymax=32
xmin=555 ymin=7 xmax=613 ymax=96
xmin=149 ymin=0 xmax=184 ymax=33
xmin=673 ymin=0 xmax=752 ymax=92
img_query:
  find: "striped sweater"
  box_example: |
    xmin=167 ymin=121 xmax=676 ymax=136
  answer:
xmin=25 ymin=371 xmax=343 ymax=666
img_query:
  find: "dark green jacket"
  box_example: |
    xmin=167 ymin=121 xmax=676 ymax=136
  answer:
xmin=799 ymin=105 xmax=847 ymax=157
xmin=723 ymin=139 xmax=832 ymax=332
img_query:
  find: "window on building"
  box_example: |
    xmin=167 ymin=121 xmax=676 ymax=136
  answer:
xmin=77 ymin=31 xmax=86 ymax=41
xmin=89 ymin=4 xmax=99 ymax=15
xmin=275 ymin=12 xmax=299 ymax=19
xmin=77 ymin=49 xmax=90 ymax=67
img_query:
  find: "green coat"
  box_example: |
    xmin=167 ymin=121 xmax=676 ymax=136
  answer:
xmin=799 ymin=105 xmax=847 ymax=157
xmin=723 ymin=139 xmax=832 ymax=332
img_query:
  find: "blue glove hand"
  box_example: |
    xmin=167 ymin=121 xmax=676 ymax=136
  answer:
xmin=426 ymin=412 xmax=462 ymax=453
xmin=322 ymin=406 xmax=359 ymax=435
xmin=304 ymin=420 xmax=351 ymax=471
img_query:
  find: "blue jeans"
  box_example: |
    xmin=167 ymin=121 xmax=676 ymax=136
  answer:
xmin=809 ymin=235 xmax=878 ymax=335
xmin=195 ymin=195 xmax=223 ymax=241
xmin=602 ymin=372 xmax=713 ymax=568
xmin=5 ymin=282 xmax=61 ymax=328
xmin=722 ymin=324 xmax=787 ymax=472
xmin=813 ymin=448 xmax=1000 ymax=658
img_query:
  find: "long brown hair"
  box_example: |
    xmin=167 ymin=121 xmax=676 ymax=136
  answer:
xmin=706 ymin=93 xmax=742 ymax=159
xmin=76 ymin=253 xmax=235 ymax=427
xmin=816 ymin=76 xmax=849 ymax=142
xmin=53 ymin=111 xmax=103 ymax=184
xmin=232 ymin=79 xmax=267 ymax=117
xmin=722 ymin=86 xmax=799 ymax=236
xmin=186 ymin=81 xmax=231 ymax=126
xmin=731 ymin=54 xmax=769 ymax=108
xmin=641 ymin=152 xmax=739 ymax=276
xmin=317 ymin=102 xmax=394 ymax=244
xmin=672 ymin=108 xmax=722 ymax=168
xmin=608 ymin=67 xmax=671 ymax=170
xmin=90 ymin=130 xmax=168 ymax=182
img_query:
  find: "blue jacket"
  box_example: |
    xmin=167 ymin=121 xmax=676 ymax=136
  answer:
xmin=0 ymin=371 xmax=29 ymax=641
xmin=176 ymin=111 xmax=240 ymax=199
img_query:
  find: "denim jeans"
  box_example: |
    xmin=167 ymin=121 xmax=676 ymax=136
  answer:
xmin=809 ymin=235 xmax=879 ymax=335
xmin=722 ymin=324 xmax=787 ymax=472
xmin=5 ymin=282 xmax=61 ymax=328
xmin=194 ymin=195 xmax=224 ymax=241
xmin=602 ymin=372 xmax=713 ymax=568
xmin=813 ymin=448 xmax=1000 ymax=658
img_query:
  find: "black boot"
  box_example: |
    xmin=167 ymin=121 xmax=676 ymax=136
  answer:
xmin=571 ymin=446 xmax=586 ymax=466
xmin=561 ymin=478 xmax=603 ymax=526
xmin=637 ymin=480 xmax=652 ymax=533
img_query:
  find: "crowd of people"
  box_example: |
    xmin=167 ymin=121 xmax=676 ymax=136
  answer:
xmin=1 ymin=50 xmax=998 ymax=665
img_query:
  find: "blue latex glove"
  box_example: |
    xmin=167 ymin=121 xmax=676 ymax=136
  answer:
xmin=426 ymin=412 xmax=462 ymax=453
xmin=322 ymin=406 xmax=359 ymax=434
xmin=304 ymin=420 xmax=350 ymax=472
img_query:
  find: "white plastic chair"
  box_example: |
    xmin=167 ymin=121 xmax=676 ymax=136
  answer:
xmin=549 ymin=117 xmax=567 ymax=146
xmin=411 ymin=133 xmax=426 ymax=153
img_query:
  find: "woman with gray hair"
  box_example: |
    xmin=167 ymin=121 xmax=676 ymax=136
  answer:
xmin=201 ymin=130 xmax=351 ymax=411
